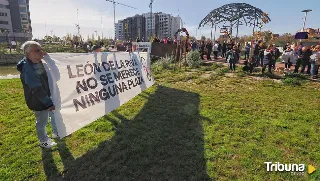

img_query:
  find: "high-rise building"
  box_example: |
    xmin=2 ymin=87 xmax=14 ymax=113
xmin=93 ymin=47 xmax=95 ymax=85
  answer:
xmin=142 ymin=12 xmax=180 ymax=39
xmin=116 ymin=12 xmax=180 ymax=41
xmin=171 ymin=16 xmax=181 ymax=37
xmin=157 ymin=12 xmax=171 ymax=39
xmin=0 ymin=0 xmax=12 ymax=42
xmin=0 ymin=0 xmax=32 ymax=43
xmin=121 ymin=14 xmax=146 ymax=41
xmin=114 ymin=20 xmax=124 ymax=40
xmin=142 ymin=12 xmax=159 ymax=39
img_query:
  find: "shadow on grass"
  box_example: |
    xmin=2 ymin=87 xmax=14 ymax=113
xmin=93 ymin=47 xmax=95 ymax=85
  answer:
xmin=41 ymin=139 xmax=76 ymax=180
xmin=46 ymin=85 xmax=211 ymax=180
xmin=249 ymin=72 xmax=284 ymax=80
xmin=41 ymin=149 xmax=60 ymax=179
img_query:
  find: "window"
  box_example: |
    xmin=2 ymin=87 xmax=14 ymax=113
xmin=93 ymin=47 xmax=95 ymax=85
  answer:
xmin=19 ymin=0 xmax=26 ymax=4
xmin=0 ymin=4 xmax=9 ymax=9
xmin=19 ymin=7 xmax=27 ymax=13
xmin=21 ymin=14 xmax=28 ymax=20
xmin=0 ymin=20 xmax=8 ymax=25
xmin=0 ymin=12 xmax=7 ymax=16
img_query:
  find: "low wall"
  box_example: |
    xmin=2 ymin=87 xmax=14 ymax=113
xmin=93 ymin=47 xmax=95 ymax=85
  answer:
xmin=0 ymin=54 xmax=24 ymax=65
xmin=151 ymin=43 xmax=177 ymax=57
xmin=0 ymin=44 xmax=177 ymax=65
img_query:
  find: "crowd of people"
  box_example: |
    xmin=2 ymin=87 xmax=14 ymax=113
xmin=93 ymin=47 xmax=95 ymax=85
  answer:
xmin=281 ymin=42 xmax=320 ymax=79
xmin=186 ymin=39 xmax=320 ymax=78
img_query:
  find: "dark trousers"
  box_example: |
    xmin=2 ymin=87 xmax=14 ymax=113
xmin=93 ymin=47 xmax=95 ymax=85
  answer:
xmin=294 ymin=59 xmax=302 ymax=73
xmin=207 ymin=50 xmax=212 ymax=60
xmin=259 ymin=54 xmax=264 ymax=67
xmin=262 ymin=63 xmax=272 ymax=73
xmin=301 ymin=60 xmax=311 ymax=74
xmin=244 ymin=51 xmax=250 ymax=60
xmin=285 ymin=59 xmax=292 ymax=69
xmin=254 ymin=55 xmax=260 ymax=67
xmin=213 ymin=51 xmax=218 ymax=59
xmin=200 ymin=51 xmax=205 ymax=60
xmin=249 ymin=63 xmax=255 ymax=73
xmin=222 ymin=50 xmax=226 ymax=58
xmin=272 ymin=62 xmax=276 ymax=70
xmin=229 ymin=60 xmax=236 ymax=71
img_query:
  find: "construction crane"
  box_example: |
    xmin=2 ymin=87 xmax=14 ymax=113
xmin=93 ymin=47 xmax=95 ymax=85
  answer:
xmin=149 ymin=0 xmax=154 ymax=39
xmin=105 ymin=0 xmax=137 ymax=42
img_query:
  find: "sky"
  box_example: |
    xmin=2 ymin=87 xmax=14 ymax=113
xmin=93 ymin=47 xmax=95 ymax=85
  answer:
xmin=29 ymin=0 xmax=320 ymax=40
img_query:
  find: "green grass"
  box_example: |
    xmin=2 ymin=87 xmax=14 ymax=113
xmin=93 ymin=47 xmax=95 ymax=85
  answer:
xmin=1 ymin=65 xmax=320 ymax=180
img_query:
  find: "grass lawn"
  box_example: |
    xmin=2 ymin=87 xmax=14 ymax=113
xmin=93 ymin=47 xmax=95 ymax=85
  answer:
xmin=0 ymin=64 xmax=320 ymax=180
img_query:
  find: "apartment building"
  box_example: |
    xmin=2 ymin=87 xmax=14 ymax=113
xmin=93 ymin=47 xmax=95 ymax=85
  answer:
xmin=171 ymin=16 xmax=181 ymax=37
xmin=142 ymin=12 xmax=159 ymax=39
xmin=120 ymin=14 xmax=146 ymax=41
xmin=0 ymin=0 xmax=32 ymax=43
xmin=116 ymin=12 xmax=180 ymax=41
xmin=114 ymin=20 xmax=124 ymax=40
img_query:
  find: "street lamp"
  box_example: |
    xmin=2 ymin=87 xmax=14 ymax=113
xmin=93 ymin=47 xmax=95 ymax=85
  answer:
xmin=302 ymin=9 xmax=312 ymax=31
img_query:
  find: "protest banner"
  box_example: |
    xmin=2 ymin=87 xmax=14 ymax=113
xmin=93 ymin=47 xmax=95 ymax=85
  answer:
xmin=132 ymin=42 xmax=152 ymax=69
xmin=43 ymin=52 xmax=154 ymax=138
xmin=132 ymin=42 xmax=152 ymax=53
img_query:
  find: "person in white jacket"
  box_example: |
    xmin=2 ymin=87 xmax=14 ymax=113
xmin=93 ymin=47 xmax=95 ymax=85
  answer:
xmin=311 ymin=45 xmax=320 ymax=79
xmin=213 ymin=41 xmax=219 ymax=59
xmin=291 ymin=46 xmax=299 ymax=66
xmin=282 ymin=46 xmax=293 ymax=70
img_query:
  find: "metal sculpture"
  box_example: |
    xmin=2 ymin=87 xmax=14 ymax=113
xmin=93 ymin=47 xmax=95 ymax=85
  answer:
xmin=174 ymin=28 xmax=190 ymax=43
xmin=198 ymin=3 xmax=271 ymax=39
xmin=174 ymin=28 xmax=190 ymax=69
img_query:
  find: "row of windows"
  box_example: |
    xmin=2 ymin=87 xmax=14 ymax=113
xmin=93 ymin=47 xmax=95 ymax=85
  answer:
xmin=21 ymin=14 xmax=28 ymax=20
xmin=0 ymin=20 xmax=9 ymax=25
xmin=19 ymin=7 xmax=27 ymax=13
xmin=19 ymin=0 xmax=26 ymax=4
xmin=0 ymin=12 xmax=7 ymax=16
xmin=0 ymin=4 xmax=9 ymax=9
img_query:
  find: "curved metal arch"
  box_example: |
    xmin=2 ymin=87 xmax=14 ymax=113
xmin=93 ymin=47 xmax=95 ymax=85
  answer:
xmin=198 ymin=3 xmax=271 ymax=29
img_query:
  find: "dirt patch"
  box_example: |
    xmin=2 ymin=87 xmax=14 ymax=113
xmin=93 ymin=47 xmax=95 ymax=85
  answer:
xmin=186 ymin=72 xmax=197 ymax=76
xmin=272 ymin=79 xmax=283 ymax=84
xmin=225 ymin=73 xmax=237 ymax=77
xmin=200 ymin=71 xmax=216 ymax=79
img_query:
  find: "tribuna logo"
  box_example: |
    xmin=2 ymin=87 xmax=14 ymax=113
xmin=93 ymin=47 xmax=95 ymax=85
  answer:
xmin=264 ymin=162 xmax=305 ymax=172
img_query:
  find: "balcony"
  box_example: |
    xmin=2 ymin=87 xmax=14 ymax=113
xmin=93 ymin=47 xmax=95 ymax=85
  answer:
xmin=0 ymin=32 xmax=32 ymax=38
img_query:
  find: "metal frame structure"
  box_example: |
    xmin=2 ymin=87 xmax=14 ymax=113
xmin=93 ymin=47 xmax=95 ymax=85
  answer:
xmin=198 ymin=3 xmax=271 ymax=40
xmin=149 ymin=0 xmax=154 ymax=38
xmin=105 ymin=0 xmax=137 ymax=47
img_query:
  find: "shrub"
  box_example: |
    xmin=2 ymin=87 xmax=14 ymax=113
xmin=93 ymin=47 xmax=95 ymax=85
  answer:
xmin=0 ymin=43 xmax=7 ymax=54
xmin=154 ymin=56 xmax=174 ymax=70
xmin=216 ymin=67 xmax=230 ymax=76
xmin=186 ymin=51 xmax=202 ymax=68
xmin=211 ymin=63 xmax=224 ymax=70
xmin=283 ymin=77 xmax=302 ymax=86
xmin=284 ymin=72 xmax=307 ymax=80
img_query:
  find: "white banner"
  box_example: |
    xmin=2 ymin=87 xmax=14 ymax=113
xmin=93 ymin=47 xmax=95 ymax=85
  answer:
xmin=132 ymin=42 xmax=151 ymax=53
xmin=43 ymin=52 xmax=154 ymax=138
xmin=132 ymin=42 xmax=152 ymax=70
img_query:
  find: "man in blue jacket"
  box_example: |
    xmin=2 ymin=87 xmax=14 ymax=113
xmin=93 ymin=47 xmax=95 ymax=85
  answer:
xmin=17 ymin=41 xmax=57 ymax=148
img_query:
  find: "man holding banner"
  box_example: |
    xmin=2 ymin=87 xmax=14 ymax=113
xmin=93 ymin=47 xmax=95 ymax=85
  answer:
xmin=17 ymin=41 xmax=58 ymax=148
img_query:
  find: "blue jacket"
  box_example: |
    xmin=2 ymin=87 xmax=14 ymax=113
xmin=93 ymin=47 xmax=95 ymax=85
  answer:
xmin=17 ymin=58 xmax=54 ymax=111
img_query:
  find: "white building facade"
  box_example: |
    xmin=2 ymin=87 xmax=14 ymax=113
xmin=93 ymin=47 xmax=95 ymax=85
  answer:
xmin=114 ymin=20 xmax=124 ymax=40
xmin=0 ymin=0 xmax=32 ymax=43
xmin=142 ymin=12 xmax=181 ymax=39
xmin=171 ymin=16 xmax=181 ymax=37
xmin=0 ymin=0 xmax=13 ymax=32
